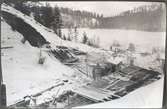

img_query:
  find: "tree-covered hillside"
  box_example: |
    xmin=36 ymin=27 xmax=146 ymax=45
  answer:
xmin=3 ymin=1 xmax=166 ymax=32
xmin=100 ymin=3 xmax=166 ymax=31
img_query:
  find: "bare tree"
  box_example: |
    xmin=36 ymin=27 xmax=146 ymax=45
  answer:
xmin=152 ymin=47 xmax=159 ymax=54
xmin=112 ymin=40 xmax=120 ymax=47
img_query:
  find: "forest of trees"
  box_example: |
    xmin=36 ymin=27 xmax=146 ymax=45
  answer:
xmin=59 ymin=7 xmax=103 ymax=28
xmin=100 ymin=3 xmax=166 ymax=31
xmin=4 ymin=1 xmax=165 ymax=32
xmin=59 ymin=3 xmax=165 ymax=31
xmin=58 ymin=3 xmax=165 ymax=31
xmin=4 ymin=1 xmax=63 ymax=38
xmin=29 ymin=3 xmax=63 ymax=38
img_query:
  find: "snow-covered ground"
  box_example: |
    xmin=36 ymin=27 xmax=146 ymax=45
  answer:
xmin=1 ymin=4 xmax=104 ymax=106
xmin=1 ymin=21 xmax=75 ymax=106
xmin=75 ymin=75 xmax=164 ymax=108
xmin=62 ymin=28 xmax=166 ymax=53
xmin=62 ymin=27 xmax=165 ymax=72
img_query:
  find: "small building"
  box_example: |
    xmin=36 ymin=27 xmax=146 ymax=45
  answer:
xmin=92 ymin=64 xmax=103 ymax=80
xmin=91 ymin=61 xmax=125 ymax=80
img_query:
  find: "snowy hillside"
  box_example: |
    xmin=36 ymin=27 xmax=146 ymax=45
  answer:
xmin=1 ymin=3 xmax=61 ymax=45
xmin=102 ymin=3 xmax=166 ymax=31
xmin=1 ymin=3 xmax=103 ymax=106
xmin=1 ymin=3 xmax=105 ymax=53
xmin=1 ymin=20 xmax=77 ymax=106
xmin=61 ymin=12 xmax=100 ymax=28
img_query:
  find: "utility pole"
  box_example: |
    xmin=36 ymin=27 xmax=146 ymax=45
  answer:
xmin=85 ymin=54 xmax=88 ymax=78
xmin=102 ymin=52 xmax=105 ymax=63
xmin=67 ymin=92 xmax=69 ymax=106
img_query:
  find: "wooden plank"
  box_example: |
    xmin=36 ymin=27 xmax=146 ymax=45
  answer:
xmin=32 ymin=81 xmax=63 ymax=97
xmin=71 ymin=88 xmax=101 ymax=102
xmin=72 ymin=85 xmax=115 ymax=102
xmin=1 ymin=46 xmax=13 ymax=49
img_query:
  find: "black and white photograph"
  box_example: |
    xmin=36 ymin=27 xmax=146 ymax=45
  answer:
xmin=0 ymin=1 xmax=166 ymax=108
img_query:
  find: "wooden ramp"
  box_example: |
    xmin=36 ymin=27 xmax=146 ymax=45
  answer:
xmin=71 ymin=85 xmax=119 ymax=102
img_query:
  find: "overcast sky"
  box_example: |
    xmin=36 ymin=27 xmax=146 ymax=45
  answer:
xmin=40 ymin=1 xmax=156 ymax=17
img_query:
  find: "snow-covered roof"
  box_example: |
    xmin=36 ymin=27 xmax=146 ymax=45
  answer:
xmin=108 ymin=56 xmax=125 ymax=65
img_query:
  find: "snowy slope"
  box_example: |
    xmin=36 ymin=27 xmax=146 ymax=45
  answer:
xmin=1 ymin=3 xmax=103 ymax=54
xmin=1 ymin=3 xmax=61 ymax=45
xmin=75 ymin=75 xmax=164 ymax=108
xmin=1 ymin=4 xmax=107 ymax=106
xmin=1 ymin=20 xmax=75 ymax=106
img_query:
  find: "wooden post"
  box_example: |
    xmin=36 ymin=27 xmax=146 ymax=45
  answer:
xmin=85 ymin=55 xmax=88 ymax=77
xmin=0 ymin=54 xmax=6 ymax=106
xmin=0 ymin=84 xmax=6 ymax=107
xmin=67 ymin=91 xmax=70 ymax=106
xmin=0 ymin=64 xmax=1 ymax=106
xmin=0 ymin=80 xmax=1 ymax=106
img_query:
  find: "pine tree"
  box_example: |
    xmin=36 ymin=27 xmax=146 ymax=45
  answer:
xmin=67 ymin=35 xmax=71 ymax=41
xmin=40 ymin=3 xmax=54 ymax=28
xmin=52 ymin=5 xmax=62 ymax=38
xmin=74 ymin=26 xmax=78 ymax=42
xmin=67 ymin=27 xmax=72 ymax=41
xmin=14 ymin=1 xmax=30 ymax=16
xmin=33 ymin=6 xmax=42 ymax=24
xmin=63 ymin=34 xmax=66 ymax=40
xmin=82 ymin=32 xmax=88 ymax=44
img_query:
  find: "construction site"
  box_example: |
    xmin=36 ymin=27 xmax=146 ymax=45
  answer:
xmin=1 ymin=2 xmax=164 ymax=109
xmin=9 ymin=45 xmax=162 ymax=108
